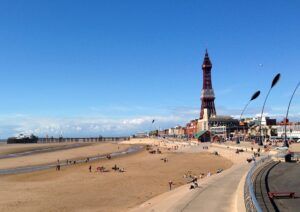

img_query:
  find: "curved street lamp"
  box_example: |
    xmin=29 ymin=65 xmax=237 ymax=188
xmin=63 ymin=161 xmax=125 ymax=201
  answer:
xmin=283 ymin=81 xmax=300 ymax=147
xmin=236 ymin=90 xmax=261 ymax=144
xmin=258 ymin=73 xmax=281 ymax=146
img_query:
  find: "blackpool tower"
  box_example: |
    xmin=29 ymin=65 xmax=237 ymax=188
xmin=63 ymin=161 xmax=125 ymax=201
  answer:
xmin=200 ymin=49 xmax=216 ymax=119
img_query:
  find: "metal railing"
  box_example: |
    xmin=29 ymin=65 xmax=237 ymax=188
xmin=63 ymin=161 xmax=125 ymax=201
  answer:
xmin=244 ymin=155 xmax=271 ymax=212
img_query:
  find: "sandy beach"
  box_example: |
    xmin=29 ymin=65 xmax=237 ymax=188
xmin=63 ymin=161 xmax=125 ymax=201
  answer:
xmin=0 ymin=142 xmax=87 ymax=155
xmin=0 ymin=142 xmax=129 ymax=169
xmin=0 ymin=139 xmax=232 ymax=212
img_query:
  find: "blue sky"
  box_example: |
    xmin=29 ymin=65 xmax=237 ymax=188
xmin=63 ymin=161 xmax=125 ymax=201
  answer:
xmin=0 ymin=0 xmax=299 ymax=138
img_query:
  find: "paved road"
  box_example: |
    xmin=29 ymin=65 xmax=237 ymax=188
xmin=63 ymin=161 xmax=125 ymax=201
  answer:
xmin=131 ymin=163 xmax=250 ymax=212
xmin=180 ymin=163 xmax=250 ymax=212
xmin=253 ymin=161 xmax=278 ymax=212
xmin=268 ymin=162 xmax=300 ymax=212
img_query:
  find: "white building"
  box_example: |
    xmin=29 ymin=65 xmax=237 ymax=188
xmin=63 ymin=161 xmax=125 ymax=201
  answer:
xmin=168 ymin=128 xmax=175 ymax=136
xmin=250 ymin=116 xmax=276 ymax=126
xmin=276 ymin=124 xmax=300 ymax=139
xmin=210 ymin=126 xmax=227 ymax=138
xmin=134 ymin=132 xmax=148 ymax=138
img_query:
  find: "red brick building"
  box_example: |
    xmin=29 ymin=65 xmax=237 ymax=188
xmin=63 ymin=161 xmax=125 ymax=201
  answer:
xmin=186 ymin=119 xmax=198 ymax=138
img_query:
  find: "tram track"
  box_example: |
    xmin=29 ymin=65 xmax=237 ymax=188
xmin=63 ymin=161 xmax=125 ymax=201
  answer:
xmin=253 ymin=160 xmax=279 ymax=212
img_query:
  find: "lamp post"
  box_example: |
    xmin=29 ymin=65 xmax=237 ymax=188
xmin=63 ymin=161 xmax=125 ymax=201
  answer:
xmin=283 ymin=81 xmax=300 ymax=147
xmin=236 ymin=90 xmax=261 ymax=144
xmin=258 ymin=73 xmax=281 ymax=146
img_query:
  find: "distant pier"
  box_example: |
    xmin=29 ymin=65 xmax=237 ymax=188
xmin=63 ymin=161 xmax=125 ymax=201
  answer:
xmin=38 ymin=137 xmax=130 ymax=143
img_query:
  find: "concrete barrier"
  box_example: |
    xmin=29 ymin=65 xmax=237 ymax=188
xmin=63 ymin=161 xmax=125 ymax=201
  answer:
xmin=244 ymin=155 xmax=271 ymax=212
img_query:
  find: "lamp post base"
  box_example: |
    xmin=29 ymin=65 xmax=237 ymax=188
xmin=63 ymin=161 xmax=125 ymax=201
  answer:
xmin=283 ymin=140 xmax=290 ymax=148
xmin=258 ymin=136 xmax=264 ymax=146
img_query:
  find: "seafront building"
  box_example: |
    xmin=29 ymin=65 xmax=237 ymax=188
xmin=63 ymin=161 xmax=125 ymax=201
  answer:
xmin=150 ymin=50 xmax=299 ymax=143
xmin=276 ymin=124 xmax=300 ymax=139
xmin=173 ymin=126 xmax=186 ymax=138
xmin=186 ymin=119 xmax=198 ymax=138
xmin=269 ymin=119 xmax=300 ymax=140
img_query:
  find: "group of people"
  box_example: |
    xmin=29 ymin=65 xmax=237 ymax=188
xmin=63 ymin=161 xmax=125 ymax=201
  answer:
xmin=112 ymin=164 xmax=125 ymax=172
xmin=88 ymin=164 xmax=126 ymax=173
xmin=161 ymin=157 xmax=168 ymax=163
xmin=148 ymin=148 xmax=162 ymax=154
xmin=182 ymin=170 xmax=218 ymax=189
xmin=66 ymin=159 xmax=77 ymax=165
xmin=246 ymin=147 xmax=261 ymax=163
xmin=54 ymin=149 xmax=127 ymax=174
xmin=235 ymin=149 xmax=244 ymax=154
xmin=190 ymin=176 xmax=199 ymax=189
xmin=56 ymin=158 xmax=78 ymax=171
xmin=95 ymin=166 xmax=107 ymax=172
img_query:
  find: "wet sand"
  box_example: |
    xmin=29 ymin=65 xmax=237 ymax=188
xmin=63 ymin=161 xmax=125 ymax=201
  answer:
xmin=0 ymin=146 xmax=232 ymax=212
xmin=0 ymin=145 xmax=143 ymax=175
xmin=0 ymin=143 xmax=92 ymax=159
xmin=0 ymin=142 xmax=85 ymax=156
xmin=0 ymin=143 xmax=129 ymax=169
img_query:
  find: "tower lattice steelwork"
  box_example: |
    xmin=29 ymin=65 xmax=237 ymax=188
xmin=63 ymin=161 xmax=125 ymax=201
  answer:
xmin=200 ymin=49 xmax=216 ymax=119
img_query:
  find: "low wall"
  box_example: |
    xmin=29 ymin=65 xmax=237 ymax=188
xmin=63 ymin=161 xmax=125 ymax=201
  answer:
xmin=244 ymin=155 xmax=271 ymax=212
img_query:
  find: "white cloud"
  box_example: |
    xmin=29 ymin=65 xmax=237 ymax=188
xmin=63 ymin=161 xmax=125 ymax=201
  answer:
xmin=1 ymin=104 xmax=299 ymax=139
xmin=0 ymin=112 xmax=191 ymax=138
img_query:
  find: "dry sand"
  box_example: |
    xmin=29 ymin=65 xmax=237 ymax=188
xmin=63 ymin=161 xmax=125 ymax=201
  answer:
xmin=290 ymin=143 xmax=300 ymax=152
xmin=0 ymin=146 xmax=232 ymax=212
xmin=131 ymin=141 xmax=254 ymax=212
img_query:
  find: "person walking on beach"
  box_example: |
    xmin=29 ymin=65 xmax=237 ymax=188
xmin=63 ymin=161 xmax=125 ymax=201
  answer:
xmin=169 ymin=181 xmax=173 ymax=190
xmin=56 ymin=164 xmax=60 ymax=171
xmin=56 ymin=159 xmax=61 ymax=171
xmin=252 ymin=155 xmax=256 ymax=163
xmin=89 ymin=165 xmax=92 ymax=172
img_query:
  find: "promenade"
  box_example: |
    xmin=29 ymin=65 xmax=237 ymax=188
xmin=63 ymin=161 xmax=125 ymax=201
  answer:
xmin=181 ymin=163 xmax=249 ymax=212
xmin=132 ymin=143 xmax=253 ymax=212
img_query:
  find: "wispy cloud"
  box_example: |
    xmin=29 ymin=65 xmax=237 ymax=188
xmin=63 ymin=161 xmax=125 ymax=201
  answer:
xmin=1 ymin=104 xmax=299 ymax=138
xmin=0 ymin=108 xmax=194 ymax=138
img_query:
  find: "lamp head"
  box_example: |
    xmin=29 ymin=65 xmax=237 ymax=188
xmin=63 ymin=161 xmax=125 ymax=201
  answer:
xmin=250 ymin=90 xmax=261 ymax=101
xmin=271 ymin=73 xmax=281 ymax=88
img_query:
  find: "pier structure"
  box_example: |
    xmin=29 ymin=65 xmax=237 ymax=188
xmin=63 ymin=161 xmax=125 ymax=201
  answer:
xmin=38 ymin=137 xmax=130 ymax=143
